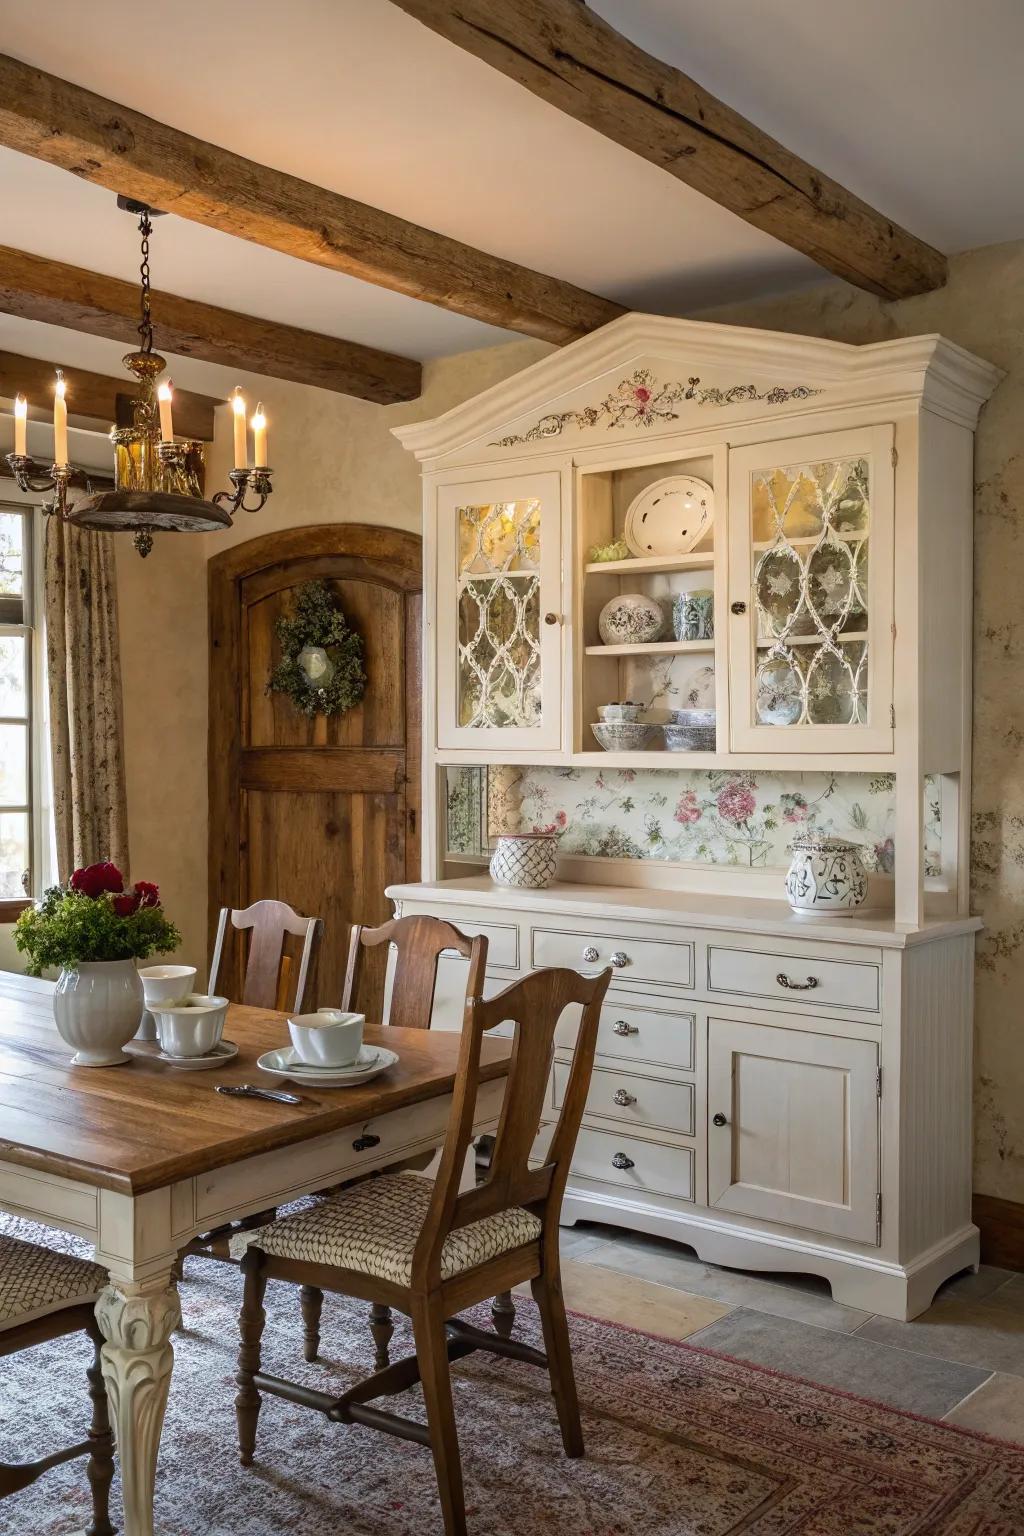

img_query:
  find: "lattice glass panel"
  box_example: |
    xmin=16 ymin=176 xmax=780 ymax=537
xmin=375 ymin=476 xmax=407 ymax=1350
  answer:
xmin=752 ymin=458 xmax=871 ymax=727
xmin=456 ymin=498 xmax=542 ymax=729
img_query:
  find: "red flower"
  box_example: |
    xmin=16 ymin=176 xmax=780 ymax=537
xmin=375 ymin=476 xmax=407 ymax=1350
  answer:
xmin=674 ymin=790 xmax=701 ymax=826
xmin=70 ymin=861 xmax=124 ymax=899
xmin=133 ymin=880 xmax=160 ymax=909
xmin=716 ymin=782 xmax=756 ymax=825
xmin=112 ymin=891 xmax=141 ymax=917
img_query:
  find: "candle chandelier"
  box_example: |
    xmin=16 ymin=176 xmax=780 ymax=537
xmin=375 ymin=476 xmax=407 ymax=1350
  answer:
xmin=5 ymin=199 xmax=274 ymax=557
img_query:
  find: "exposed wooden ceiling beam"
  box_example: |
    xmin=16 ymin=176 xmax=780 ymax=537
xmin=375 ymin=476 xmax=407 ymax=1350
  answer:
xmin=391 ymin=0 xmax=948 ymax=301
xmin=0 ymin=246 xmax=421 ymax=406
xmin=0 ymin=55 xmax=624 ymax=347
xmin=0 ymin=349 xmax=217 ymax=440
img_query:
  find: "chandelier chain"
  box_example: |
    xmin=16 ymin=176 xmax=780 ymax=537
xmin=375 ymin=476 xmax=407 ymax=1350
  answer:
xmin=137 ymin=209 xmax=154 ymax=354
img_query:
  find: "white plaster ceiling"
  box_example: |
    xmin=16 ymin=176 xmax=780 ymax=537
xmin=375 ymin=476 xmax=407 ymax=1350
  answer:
xmin=0 ymin=0 xmax=1022 ymax=378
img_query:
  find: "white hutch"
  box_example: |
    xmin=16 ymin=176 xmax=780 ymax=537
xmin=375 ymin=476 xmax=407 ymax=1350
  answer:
xmin=389 ymin=315 xmax=1001 ymax=1319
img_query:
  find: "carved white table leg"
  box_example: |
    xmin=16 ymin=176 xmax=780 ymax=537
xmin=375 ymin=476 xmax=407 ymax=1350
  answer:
xmin=95 ymin=1279 xmax=181 ymax=1536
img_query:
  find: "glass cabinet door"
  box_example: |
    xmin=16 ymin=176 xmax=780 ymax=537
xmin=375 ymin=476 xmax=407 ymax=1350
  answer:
xmin=728 ymin=426 xmax=894 ymax=753
xmin=436 ymin=473 xmax=563 ymax=751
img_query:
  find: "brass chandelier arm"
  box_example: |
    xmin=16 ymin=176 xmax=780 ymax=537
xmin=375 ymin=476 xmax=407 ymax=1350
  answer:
xmin=212 ymin=467 xmax=274 ymax=517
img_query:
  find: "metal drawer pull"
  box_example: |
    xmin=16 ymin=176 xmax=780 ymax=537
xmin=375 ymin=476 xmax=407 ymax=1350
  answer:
xmin=612 ymin=1020 xmax=638 ymax=1036
xmin=712 ymin=1113 xmax=729 ymax=1127
xmin=776 ymin=972 xmax=819 ymax=991
xmin=612 ymin=1089 xmax=636 ymax=1106
xmin=610 ymin=951 xmax=631 ymax=968
xmin=352 ymin=1133 xmax=381 ymax=1152
xmin=611 ymin=1152 xmax=635 ymax=1171
xmin=582 ymin=945 xmax=600 ymax=963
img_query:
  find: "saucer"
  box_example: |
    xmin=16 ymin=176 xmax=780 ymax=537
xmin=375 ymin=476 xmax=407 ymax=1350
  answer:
xmin=256 ymin=1044 xmax=397 ymax=1087
xmin=127 ymin=1039 xmax=239 ymax=1071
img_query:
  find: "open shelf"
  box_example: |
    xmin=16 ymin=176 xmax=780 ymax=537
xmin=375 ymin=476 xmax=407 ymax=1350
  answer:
xmin=575 ymin=750 xmax=720 ymax=768
xmin=584 ymin=552 xmax=715 ymax=577
xmin=585 ymin=639 xmax=715 ymax=657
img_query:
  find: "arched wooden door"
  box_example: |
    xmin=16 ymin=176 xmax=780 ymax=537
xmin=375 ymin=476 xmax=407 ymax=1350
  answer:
xmin=209 ymin=524 xmax=421 ymax=1015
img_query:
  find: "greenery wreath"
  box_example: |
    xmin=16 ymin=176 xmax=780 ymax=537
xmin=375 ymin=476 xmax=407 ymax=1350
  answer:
xmin=268 ymin=579 xmax=366 ymax=718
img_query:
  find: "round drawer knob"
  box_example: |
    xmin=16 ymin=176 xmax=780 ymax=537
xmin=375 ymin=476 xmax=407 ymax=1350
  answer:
xmin=611 ymin=1151 xmax=635 ymax=1171
xmin=582 ymin=945 xmax=600 ymax=963
xmin=712 ymin=1113 xmax=729 ymax=1128
xmin=610 ymin=951 xmax=631 ymax=968
xmin=612 ymin=1089 xmax=637 ymax=1107
xmin=612 ymin=1020 xmax=638 ymax=1037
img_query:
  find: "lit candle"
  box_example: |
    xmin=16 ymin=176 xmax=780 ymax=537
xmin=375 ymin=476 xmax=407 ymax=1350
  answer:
xmin=53 ymin=370 xmax=68 ymax=467
xmin=231 ymin=387 xmax=248 ymax=470
xmin=13 ymin=394 xmax=26 ymax=457
xmin=251 ymin=403 xmax=267 ymax=468
xmin=157 ymin=380 xmax=174 ymax=442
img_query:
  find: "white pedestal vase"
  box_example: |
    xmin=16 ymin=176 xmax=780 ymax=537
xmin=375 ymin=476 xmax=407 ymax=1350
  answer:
xmin=53 ymin=959 xmax=145 ymax=1067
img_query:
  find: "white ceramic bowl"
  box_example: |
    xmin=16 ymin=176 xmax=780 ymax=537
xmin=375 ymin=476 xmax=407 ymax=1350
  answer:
xmin=592 ymin=720 xmax=655 ymax=752
xmin=139 ymin=964 xmax=197 ymax=1007
xmin=597 ymin=702 xmax=643 ymax=723
xmin=151 ymin=994 xmax=228 ymax=1058
xmin=288 ymin=1010 xmax=365 ymax=1068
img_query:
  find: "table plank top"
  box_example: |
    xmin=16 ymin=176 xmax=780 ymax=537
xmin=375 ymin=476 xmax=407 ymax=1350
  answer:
xmin=0 ymin=976 xmax=511 ymax=1195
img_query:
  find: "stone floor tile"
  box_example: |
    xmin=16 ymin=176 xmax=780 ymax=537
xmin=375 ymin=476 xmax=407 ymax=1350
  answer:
xmin=942 ymin=1372 xmax=1024 ymax=1441
xmin=688 ymin=1309 xmax=989 ymax=1417
xmin=515 ymin=1259 xmax=732 ymax=1341
xmin=855 ymin=1295 xmax=1024 ymax=1375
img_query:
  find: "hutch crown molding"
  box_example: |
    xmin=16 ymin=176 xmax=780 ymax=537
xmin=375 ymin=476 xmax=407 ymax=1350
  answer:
xmin=391 ymin=314 xmax=1002 ymax=1318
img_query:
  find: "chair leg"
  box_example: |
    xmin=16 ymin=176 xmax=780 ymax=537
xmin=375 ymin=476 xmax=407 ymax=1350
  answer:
xmin=369 ymin=1302 xmax=394 ymax=1368
xmin=84 ymin=1328 xmax=115 ymax=1536
xmin=491 ymin=1289 xmax=515 ymax=1339
xmin=235 ymin=1251 xmax=268 ymax=1467
xmin=299 ymin=1285 xmax=324 ymax=1363
xmin=530 ymin=1268 xmax=584 ymax=1458
xmin=412 ymin=1299 xmax=467 ymax=1536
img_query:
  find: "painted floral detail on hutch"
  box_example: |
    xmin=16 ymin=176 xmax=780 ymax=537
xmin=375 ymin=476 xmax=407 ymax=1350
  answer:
xmin=491 ymin=368 xmax=823 ymax=447
xmin=444 ymin=765 xmax=930 ymax=873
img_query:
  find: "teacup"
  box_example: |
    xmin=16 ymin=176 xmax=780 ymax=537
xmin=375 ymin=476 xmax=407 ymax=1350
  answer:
xmin=151 ymin=994 xmax=228 ymax=1059
xmin=288 ymin=1009 xmax=364 ymax=1069
xmin=137 ymin=964 xmax=198 ymax=1042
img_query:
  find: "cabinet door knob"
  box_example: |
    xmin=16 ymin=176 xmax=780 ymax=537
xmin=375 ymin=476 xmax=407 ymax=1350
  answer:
xmin=611 ymin=1151 xmax=635 ymax=1171
xmin=612 ymin=1088 xmax=637 ymax=1106
xmin=730 ymin=600 xmax=747 ymax=615
xmin=582 ymin=945 xmax=600 ymax=963
xmin=610 ymin=951 xmax=631 ymax=968
xmin=776 ymin=973 xmax=819 ymax=991
xmin=612 ymin=1020 xmax=638 ymax=1036
xmin=544 ymin=611 xmax=560 ymax=625
xmin=712 ymin=1113 xmax=729 ymax=1127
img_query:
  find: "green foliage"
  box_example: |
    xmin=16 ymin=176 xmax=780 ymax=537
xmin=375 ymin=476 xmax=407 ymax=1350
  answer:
xmin=268 ymin=579 xmax=366 ymax=719
xmin=14 ymin=888 xmax=182 ymax=977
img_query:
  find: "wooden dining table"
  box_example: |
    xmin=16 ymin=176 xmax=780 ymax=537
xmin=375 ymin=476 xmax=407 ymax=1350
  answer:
xmin=0 ymin=972 xmax=511 ymax=1536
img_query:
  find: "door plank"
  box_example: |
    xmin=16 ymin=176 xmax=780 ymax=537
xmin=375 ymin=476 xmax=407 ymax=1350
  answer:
xmin=240 ymin=749 xmax=404 ymax=794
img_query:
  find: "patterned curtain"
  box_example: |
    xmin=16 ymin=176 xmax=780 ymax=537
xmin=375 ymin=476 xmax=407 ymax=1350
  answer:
xmin=44 ymin=518 xmax=130 ymax=882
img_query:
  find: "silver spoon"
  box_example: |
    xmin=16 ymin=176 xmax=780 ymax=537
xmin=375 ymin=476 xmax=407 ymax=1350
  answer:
xmin=215 ymin=1083 xmax=304 ymax=1106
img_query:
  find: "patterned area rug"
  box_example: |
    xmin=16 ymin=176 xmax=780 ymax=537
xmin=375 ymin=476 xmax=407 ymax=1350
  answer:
xmin=2 ymin=1214 xmax=1023 ymax=1534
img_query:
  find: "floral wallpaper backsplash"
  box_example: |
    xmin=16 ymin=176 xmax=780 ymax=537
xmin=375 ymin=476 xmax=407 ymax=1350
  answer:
xmin=448 ymin=766 xmax=942 ymax=875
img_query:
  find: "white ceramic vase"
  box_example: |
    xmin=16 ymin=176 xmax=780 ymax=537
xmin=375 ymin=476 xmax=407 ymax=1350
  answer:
xmin=489 ymin=833 xmax=558 ymax=889
xmin=785 ymin=836 xmax=869 ymax=916
xmin=53 ymin=959 xmax=145 ymax=1067
xmin=598 ymin=592 xmax=664 ymax=646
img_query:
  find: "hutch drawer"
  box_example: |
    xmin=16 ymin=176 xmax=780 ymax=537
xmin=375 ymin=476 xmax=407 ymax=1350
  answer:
xmin=443 ymin=919 xmax=519 ymax=970
xmin=571 ymin=1125 xmax=696 ymax=1204
xmin=554 ymin=1060 xmax=695 ymax=1138
xmin=532 ymin=926 xmax=694 ymax=990
xmin=706 ymin=943 xmax=881 ymax=1013
xmin=555 ymin=997 xmax=696 ymax=1071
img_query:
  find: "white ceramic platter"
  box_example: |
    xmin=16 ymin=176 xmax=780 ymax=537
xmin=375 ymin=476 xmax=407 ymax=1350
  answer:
xmin=684 ymin=665 xmax=716 ymax=709
xmin=623 ymin=475 xmax=714 ymax=557
xmin=126 ymin=1038 xmax=239 ymax=1071
xmin=256 ymin=1044 xmax=398 ymax=1087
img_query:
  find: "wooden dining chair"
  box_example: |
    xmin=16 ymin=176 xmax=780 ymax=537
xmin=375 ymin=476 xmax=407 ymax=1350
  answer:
xmin=0 ymin=1234 xmax=115 ymax=1536
xmin=229 ymin=962 xmax=612 ymax=1536
xmin=305 ymin=912 xmax=489 ymax=1367
xmin=208 ymin=898 xmax=323 ymax=1014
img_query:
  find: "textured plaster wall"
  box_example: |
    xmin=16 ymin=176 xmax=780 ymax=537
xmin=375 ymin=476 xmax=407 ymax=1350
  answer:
xmin=114 ymin=238 xmax=1024 ymax=1201
xmin=698 ymin=241 xmax=1024 ymax=1202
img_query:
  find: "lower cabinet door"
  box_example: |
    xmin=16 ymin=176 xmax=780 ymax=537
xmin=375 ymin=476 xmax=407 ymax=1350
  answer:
xmin=707 ymin=1016 xmax=879 ymax=1244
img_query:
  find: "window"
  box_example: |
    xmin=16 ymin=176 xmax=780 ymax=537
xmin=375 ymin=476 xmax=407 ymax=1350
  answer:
xmin=0 ymin=502 xmax=50 ymax=911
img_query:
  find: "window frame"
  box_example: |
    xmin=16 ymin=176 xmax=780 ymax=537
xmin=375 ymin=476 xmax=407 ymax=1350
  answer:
xmin=0 ymin=499 xmax=49 ymax=919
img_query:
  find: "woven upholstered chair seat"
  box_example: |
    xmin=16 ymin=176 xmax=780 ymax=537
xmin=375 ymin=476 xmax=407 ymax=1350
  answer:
xmin=0 ymin=1234 xmax=108 ymax=1332
xmin=230 ymin=1172 xmax=542 ymax=1287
